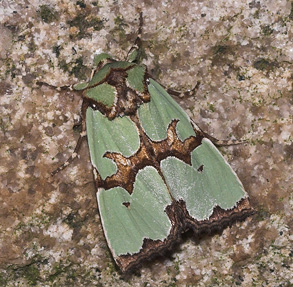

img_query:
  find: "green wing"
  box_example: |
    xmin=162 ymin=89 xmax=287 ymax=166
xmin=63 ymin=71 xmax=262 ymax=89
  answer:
xmin=86 ymin=77 xmax=250 ymax=272
xmin=138 ymin=80 xmax=247 ymax=221
xmin=161 ymin=138 xmax=246 ymax=221
xmin=86 ymin=107 xmax=140 ymax=180
xmin=97 ymin=166 xmax=172 ymax=258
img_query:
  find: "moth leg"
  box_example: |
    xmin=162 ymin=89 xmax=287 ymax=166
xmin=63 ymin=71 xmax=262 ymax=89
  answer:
xmin=36 ymin=81 xmax=73 ymax=91
xmin=51 ymin=100 xmax=88 ymax=176
xmin=166 ymin=81 xmax=200 ymax=99
xmin=51 ymin=130 xmax=87 ymax=176
xmin=192 ymin=122 xmax=248 ymax=147
xmin=160 ymin=79 xmax=245 ymax=147
xmin=202 ymin=132 xmax=248 ymax=147
xmin=126 ymin=11 xmax=144 ymax=63
xmin=36 ymin=81 xmax=89 ymax=175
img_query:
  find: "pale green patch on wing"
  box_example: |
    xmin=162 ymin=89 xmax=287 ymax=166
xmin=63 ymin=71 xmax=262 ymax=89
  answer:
xmin=126 ymin=65 xmax=146 ymax=92
xmin=93 ymin=53 xmax=112 ymax=66
xmin=88 ymin=65 xmax=111 ymax=87
xmin=138 ymin=79 xmax=196 ymax=141
xmin=86 ymin=108 xmax=140 ymax=180
xmin=73 ymin=82 xmax=88 ymax=91
xmin=127 ymin=49 xmax=139 ymax=63
xmin=161 ymin=138 xmax=246 ymax=221
xmin=85 ymin=83 xmax=116 ymax=107
xmin=97 ymin=166 xmax=173 ymax=257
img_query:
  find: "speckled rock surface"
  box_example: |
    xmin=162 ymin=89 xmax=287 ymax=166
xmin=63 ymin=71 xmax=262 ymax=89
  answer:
xmin=0 ymin=1 xmax=292 ymax=286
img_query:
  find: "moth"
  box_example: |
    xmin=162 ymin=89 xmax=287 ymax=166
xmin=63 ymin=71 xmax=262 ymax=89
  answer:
xmin=49 ymin=13 xmax=253 ymax=272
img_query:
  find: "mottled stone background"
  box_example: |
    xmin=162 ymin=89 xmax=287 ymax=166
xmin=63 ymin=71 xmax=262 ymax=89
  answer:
xmin=0 ymin=0 xmax=292 ymax=286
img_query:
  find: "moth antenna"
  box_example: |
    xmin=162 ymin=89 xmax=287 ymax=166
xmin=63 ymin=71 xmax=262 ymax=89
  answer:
xmin=126 ymin=12 xmax=144 ymax=62
xmin=137 ymin=11 xmax=143 ymax=41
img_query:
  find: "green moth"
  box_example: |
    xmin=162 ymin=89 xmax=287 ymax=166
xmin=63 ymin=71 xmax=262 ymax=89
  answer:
xmin=70 ymin=52 xmax=252 ymax=272
xmin=50 ymin=14 xmax=252 ymax=272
